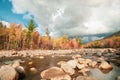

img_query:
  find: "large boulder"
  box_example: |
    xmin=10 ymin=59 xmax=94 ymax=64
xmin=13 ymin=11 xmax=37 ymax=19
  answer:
xmin=41 ymin=67 xmax=71 ymax=80
xmin=99 ymin=61 xmax=113 ymax=70
xmin=67 ymin=60 xmax=78 ymax=69
xmin=0 ymin=65 xmax=18 ymax=80
xmin=61 ymin=62 xmax=75 ymax=75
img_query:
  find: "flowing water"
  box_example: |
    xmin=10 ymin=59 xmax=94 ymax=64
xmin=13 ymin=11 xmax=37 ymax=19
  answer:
xmin=0 ymin=55 xmax=120 ymax=80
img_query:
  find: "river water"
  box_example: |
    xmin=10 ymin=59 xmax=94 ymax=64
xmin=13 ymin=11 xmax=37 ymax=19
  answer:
xmin=0 ymin=55 xmax=120 ymax=80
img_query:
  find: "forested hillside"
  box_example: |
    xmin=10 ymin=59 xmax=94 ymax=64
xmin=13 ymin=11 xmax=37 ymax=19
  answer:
xmin=83 ymin=31 xmax=120 ymax=48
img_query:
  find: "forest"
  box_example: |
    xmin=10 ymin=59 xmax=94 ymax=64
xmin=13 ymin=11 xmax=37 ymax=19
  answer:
xmin=0 ymin=19 xmax=82 ymax=50
xmin=0 ymin=19 xmax=120 ymax=50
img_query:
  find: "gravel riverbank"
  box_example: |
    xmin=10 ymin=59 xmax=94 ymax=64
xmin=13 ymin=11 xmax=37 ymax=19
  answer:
xmin=0 ymin=48 xmax=119 ymax=58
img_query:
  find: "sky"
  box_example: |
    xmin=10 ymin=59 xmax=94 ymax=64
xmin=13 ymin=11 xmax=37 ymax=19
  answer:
xmin=0 ymin=0 xmax=120 ymax=43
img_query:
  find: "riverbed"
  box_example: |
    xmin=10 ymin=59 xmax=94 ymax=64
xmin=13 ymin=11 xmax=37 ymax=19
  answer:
xmin=0 ymin=49 xmax=120 ymax=80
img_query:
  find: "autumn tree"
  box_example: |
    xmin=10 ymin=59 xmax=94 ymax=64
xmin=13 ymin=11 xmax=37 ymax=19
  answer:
xmin=60 ymin=35 xmax=69 ymax=49
xmin=0 ymin=22 xmax=7 ymax=49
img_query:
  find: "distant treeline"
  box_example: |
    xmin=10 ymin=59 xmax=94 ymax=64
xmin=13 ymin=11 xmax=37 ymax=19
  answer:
xmin=83 ymin=37 xmax=120 ymax=48
xmin=0 ymin=19 xmax=82 ymax=50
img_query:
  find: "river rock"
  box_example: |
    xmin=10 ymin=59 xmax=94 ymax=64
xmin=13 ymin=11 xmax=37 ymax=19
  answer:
xmin=39 ymin=56 xmax=44 ymax=59
xmin=97 ymin=57 xmax=105 ymax=62
xmin=76 ymin=76 xmax=98 ymax=80
xmin=30 ymin=67 xmax=37 ymax=74
xmin=15 ymin=66 xmax=25 ymax=79
xmin=61 ymin=62 xmax=75 ymax=75
xmin=78 ymin=68 xmax=90 ymax=76
xmin=72 ymin=54 xmax=81 ymax=59
xmin=85 ymin=59 xmax=92 ymax=63
xmin=86 ymin=76 xmax=100 ymax=80
xmin=77 ymin=63 xmax=85 ymax=69
xmin=91 ymin=61 xmax=97 ymax=68
xmin=28 ymin=61 xmax=33 ymax=65
xmin=76 ymin=76 xmax=85 ymax=80
xmin=78 ymin=59 xmax=88 ymax=67
xmin=67 ymin=60 xmax=78 ymax=68
xmin=99 ymin=61 xmax=113 ymax=70
xmin=57 ymin=61 xmax=66 ymax=65
xmin=12 ymin=60 xmax=20 ymax=68
xmin=0 ymin=65 xmax=18 ymax=80
xmin=41 ymin=67 xmax=71 ymax=80
xmin=93 ymin=52 xmax=102 ymax=57
xmin=77 ymin=58 xmax=85 ymax=62
xmin=116 ymin=76 xmax=120 ymax=80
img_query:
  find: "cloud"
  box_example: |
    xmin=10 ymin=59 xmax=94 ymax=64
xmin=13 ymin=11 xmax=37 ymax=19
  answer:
xmin=10 ymin=0 xmax=120 ymax=38
xmin=1 ymin=21 xmax=10 ymax=27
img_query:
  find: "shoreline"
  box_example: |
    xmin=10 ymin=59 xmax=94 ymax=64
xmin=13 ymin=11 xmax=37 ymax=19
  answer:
xmin=0 ymin=48 xmax=118 ymax=58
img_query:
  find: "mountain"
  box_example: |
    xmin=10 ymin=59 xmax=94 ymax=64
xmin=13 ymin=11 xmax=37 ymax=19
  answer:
xmin=83 ymin=31 xmax=120 ymax=48
xmin=104 ymin=31 xmax=120 ymax=38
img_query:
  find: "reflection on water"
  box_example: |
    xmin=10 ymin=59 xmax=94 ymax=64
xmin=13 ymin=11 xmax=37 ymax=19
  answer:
xmin=0 ymin=55 xmax=120 ymax=80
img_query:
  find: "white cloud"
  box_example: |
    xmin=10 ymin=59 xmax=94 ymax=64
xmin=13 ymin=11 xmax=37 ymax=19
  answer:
xmin=10 ymin=0 xmax=120 ymax=38
xmin=1 ymin=21 xmax=10 ymax=27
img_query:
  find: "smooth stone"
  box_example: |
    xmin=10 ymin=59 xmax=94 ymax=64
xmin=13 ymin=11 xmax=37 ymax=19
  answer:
xmin=0 ymin=65 xmax=18 ymax=80
xmin=12 ymin=60 xmax=20 ymax=68
xmin=61 ymin=63 xmax=75 ymax=75
xmin=67 ymin=60 xmax=78 ymax=68
xmin=15 ymin=66 xmax=25 ymax=79
xmin=30 ymin=67 xmax=37 ymax=74
xmin=99 ymin=61 xmax=113 ymax=70
xmin=41 ymin=67 xmax=71 ymax=80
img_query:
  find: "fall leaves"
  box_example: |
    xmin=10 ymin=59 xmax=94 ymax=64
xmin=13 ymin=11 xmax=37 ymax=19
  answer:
xmin=0 ymin=20 xmax=82 ymax=50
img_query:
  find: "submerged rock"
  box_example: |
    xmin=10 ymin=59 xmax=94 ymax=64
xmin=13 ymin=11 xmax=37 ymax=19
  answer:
xmin=41 ymin=67 xmax=71 ymax=80
xmin=0 ymin=65 xmax=18 ymax=80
